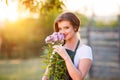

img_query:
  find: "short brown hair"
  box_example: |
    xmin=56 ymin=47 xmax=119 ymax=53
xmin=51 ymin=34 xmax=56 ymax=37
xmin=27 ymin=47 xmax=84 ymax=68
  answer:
xmin=54 ymin=12 xmax=80 ymax=32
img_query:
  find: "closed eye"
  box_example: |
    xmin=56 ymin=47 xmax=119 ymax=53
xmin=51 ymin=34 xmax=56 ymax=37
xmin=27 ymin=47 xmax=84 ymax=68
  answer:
xmin=58 ymin=26 xmax=70 ymax=31
xmin=64 ymin=26 xmax=69 ymax=29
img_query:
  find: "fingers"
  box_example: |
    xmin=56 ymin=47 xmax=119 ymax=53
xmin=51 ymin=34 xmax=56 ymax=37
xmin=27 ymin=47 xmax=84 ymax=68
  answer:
xmin=42 ymin=76 xmax=48 ymax=80
xmin=53 ymin=45 xmax=62 ymax=49
xmin=52 ymin=45 xmax=68 ymax=60
xmin=53 ymin=45 xmax=62 ymax=53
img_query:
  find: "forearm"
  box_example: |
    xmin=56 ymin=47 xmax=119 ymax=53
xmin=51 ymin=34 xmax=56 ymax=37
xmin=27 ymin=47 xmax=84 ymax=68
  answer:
xmin=42 ymin=67 xmax=49 ymax=80
xmin=65 ymin=58 xmax=83 ymax=80
xmin=44 ymin=63 xmax=51 ymax=76
xmin=44 ymin=67 xmax=49 ymax=76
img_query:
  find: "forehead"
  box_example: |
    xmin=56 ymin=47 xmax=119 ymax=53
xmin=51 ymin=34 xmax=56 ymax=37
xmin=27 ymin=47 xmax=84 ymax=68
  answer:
xmin=58 ymin=20 xmax=72 ymax=27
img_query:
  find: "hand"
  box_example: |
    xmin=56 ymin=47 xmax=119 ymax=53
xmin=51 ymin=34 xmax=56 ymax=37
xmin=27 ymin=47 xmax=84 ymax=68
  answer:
xmin=53 ymin=45 xmax=69 ymax=60
xmin=42 ymin=76 xmax=48 ymax=80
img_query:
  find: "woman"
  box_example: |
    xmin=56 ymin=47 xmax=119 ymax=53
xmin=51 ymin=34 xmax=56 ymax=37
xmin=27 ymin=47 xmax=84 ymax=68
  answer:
xmin=42 ymin=12 xmax=93 ymax=80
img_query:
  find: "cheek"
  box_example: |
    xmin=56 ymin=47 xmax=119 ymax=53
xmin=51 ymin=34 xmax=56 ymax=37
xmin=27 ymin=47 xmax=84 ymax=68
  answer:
xmin=70 ymin=31 xmax=75 ymax=37
xmin=69 ymin=29 xmax=75 ymax=35
xmin=66 ymin=30 xmax=75 ymax=38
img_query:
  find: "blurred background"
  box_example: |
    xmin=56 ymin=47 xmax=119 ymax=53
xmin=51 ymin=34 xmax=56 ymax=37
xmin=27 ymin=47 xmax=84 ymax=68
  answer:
xmin=0 ymin=0 xmax=120 ymax=80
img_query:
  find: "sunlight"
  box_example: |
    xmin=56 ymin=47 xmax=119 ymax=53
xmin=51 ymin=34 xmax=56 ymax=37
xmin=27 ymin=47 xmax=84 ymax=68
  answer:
xmin=7 ymin=1 xmax=18 ymax=21
xmin=92 ymin=0 xmax=119 ymax=16
xmin=0 ymin=0 xmax=19 ymax=22
xmin=64 ymin=0 xmax=120 ymax=17
xmin=0 ymin=1 xmax=7 ymax=21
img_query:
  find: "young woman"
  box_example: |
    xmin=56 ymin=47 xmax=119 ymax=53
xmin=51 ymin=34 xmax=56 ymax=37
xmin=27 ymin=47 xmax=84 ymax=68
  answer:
xmin=42 ymin=12 xmax=93 ymax=80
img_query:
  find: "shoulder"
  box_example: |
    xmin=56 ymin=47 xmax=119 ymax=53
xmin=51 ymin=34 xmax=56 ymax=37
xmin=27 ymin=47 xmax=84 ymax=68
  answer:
xmin=76 ymin=44 xmax=93 ymax=60
xmin=78 ymin=44 xmax=92 ymax=52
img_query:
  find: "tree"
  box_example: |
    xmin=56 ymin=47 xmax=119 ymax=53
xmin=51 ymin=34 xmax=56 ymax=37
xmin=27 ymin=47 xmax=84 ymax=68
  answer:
xmin=20 ymin=0 xmax=65 ymax=57
xmin=21 ymin=0 xmax=65 ymax=15
xmin=21 ymin=0 xmax=41 ymax=13
xmin=40 ymin=0 xmax=64 ymax=15
xmin=74 ymin=12 xmax=89 ymax=27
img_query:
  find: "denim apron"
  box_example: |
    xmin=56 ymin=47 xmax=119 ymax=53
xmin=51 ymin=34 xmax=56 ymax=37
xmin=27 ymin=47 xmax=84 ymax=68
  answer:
xmin=65 ymin=40 xmax=80 ymax=80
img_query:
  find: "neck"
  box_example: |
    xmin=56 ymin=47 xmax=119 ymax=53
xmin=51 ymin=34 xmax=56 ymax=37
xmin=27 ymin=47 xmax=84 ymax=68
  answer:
xmin=64 ymin=34 xmax=79 ymax=51
xmin=67 ymin=33 xmax=78 ymax=43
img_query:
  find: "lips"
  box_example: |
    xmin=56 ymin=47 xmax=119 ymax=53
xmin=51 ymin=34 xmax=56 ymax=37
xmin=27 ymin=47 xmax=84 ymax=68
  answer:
xmin=63 ymin=34 xmax=67 ymax=38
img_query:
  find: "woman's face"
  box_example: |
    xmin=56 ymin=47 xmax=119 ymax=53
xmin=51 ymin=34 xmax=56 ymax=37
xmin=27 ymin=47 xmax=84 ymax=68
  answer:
xmin=57 ymin=20 xmax=76 ymax=41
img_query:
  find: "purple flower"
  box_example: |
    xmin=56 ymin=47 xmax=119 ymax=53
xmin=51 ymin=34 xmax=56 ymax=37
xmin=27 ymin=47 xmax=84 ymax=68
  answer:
xmin=45 ymin=32 xmax=64 ymax=44
xmin=45 ymin=35 xmax=54 ymax=44
xmin=58 ymin=33 xmax=64 ymax=41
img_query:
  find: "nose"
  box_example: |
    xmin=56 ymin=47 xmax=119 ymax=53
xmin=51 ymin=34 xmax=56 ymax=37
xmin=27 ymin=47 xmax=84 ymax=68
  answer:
xmin=60 ymin=29 xmax=65 ymax=34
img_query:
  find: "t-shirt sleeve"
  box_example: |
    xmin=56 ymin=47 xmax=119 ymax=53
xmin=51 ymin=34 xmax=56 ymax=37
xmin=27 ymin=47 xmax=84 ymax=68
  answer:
xmin=79 ymin=46 xmax=93 ymax=60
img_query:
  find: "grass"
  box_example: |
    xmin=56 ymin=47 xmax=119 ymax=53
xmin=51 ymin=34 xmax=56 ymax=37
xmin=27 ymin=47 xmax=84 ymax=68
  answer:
xmin=0 ymin=58 xmax=47 ymax=80
xmin=0 ymin=57 xmax=119 ymax=80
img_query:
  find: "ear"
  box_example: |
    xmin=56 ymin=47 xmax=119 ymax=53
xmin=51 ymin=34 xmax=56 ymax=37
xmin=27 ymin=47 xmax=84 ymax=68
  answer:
xmin=74 ymin=28 xmax=77 ymax=32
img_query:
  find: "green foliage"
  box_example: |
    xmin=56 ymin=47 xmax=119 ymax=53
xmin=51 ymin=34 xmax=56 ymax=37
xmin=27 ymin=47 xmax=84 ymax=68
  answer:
xmin=45 ymin=44 xmax=68 ymax=80
xmin=39 ymin=9 xmax=61 ymax=34
xmin=0 ymin=59 xmax=44 ymax=80
xmin=0 ymin=0 xmax=65 ymax=59
xmin=94 ymin=20 xmax=118 ymax=28
xmin=21 ymin=0 xmax=64 ymax=15
xmin=109 ymin=20 xmax=118 ymax=27
xmin=71 ymin=12 xmax=118 ymax=28
xmin=38 ymin=0 xmax=65 ymax=55
xmin=21 ymin=0 xmax=41 ymax=13
xmin=1 ymin=18 xmax=43 ymax=59
xmin=40 ymin=0 xmax=64 ymax=15
xmin=74 ymin=12 xmax=89 ymax=27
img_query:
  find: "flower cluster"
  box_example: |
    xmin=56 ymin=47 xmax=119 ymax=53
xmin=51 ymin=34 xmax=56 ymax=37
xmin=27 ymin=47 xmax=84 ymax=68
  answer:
xmin=45 ymin=32 xmax=68 ymax=80
xmin=45 ymin=32 xmax=64 ymax=45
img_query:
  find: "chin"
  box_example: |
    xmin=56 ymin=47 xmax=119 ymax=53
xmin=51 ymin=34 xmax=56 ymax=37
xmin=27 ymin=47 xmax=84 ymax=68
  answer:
xmin=64 ymin=37 xmax=69 ymax=41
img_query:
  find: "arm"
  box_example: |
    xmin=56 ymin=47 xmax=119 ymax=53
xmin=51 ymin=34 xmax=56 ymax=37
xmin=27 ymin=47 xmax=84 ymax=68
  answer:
xmin=42 ymin=66 xmax=49 ymax=80
xmin=65 ymin=57 xmax=92 ymax=80
xmin=53 ymin=45 xmax=92 ymax=80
